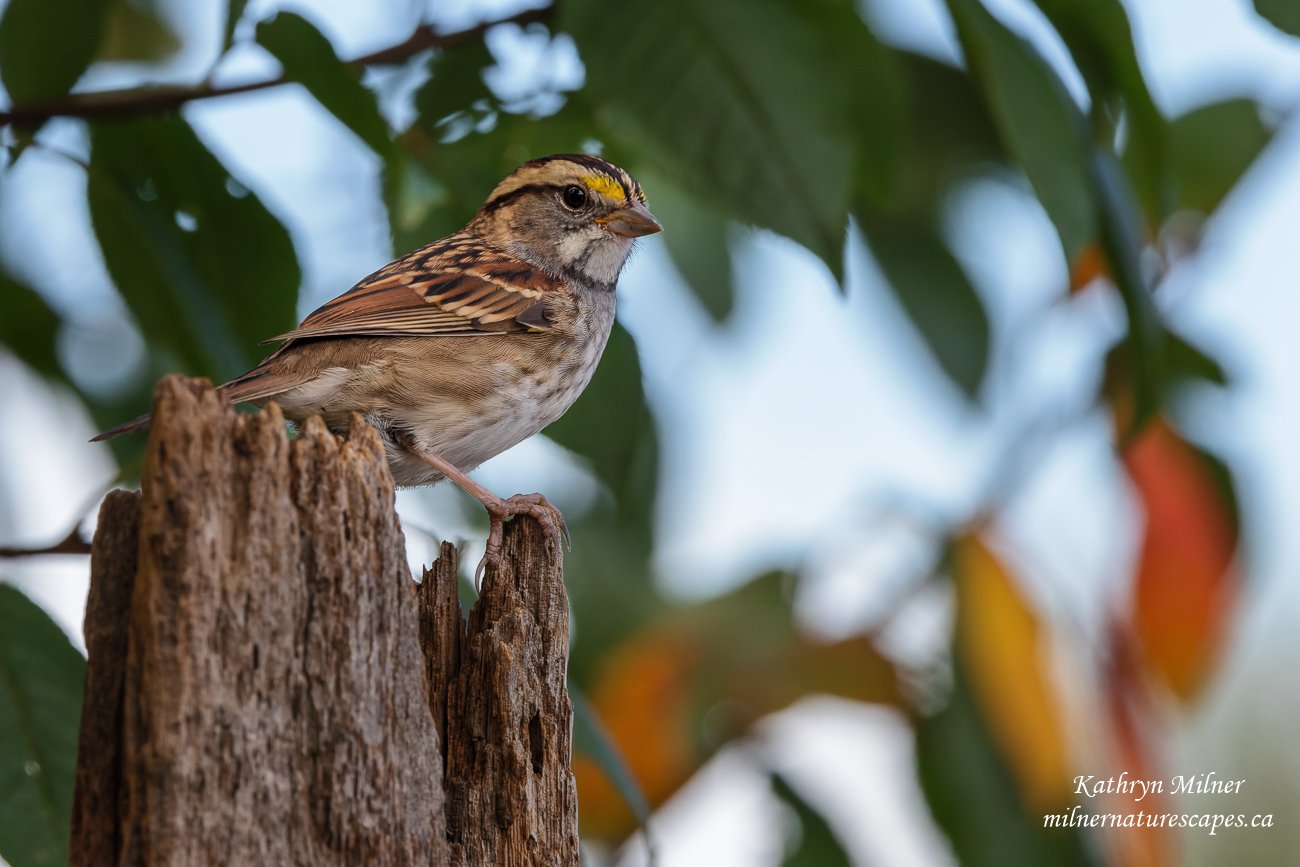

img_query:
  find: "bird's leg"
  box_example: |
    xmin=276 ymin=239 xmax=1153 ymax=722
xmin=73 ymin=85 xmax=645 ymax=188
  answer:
xmin=399 ymin=437 xmax=570 ymax=586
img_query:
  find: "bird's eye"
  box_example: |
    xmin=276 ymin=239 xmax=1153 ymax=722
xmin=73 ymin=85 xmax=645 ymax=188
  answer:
xmin=561 ymin=184 xmax=588 ymax=209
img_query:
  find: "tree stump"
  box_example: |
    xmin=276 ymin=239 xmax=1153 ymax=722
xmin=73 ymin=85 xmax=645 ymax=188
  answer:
xmin=71 ymin=376 xmax=578 ymax=866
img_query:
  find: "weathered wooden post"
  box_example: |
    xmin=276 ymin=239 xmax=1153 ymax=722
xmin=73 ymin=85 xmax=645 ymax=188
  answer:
xmin=71 ymin=376 xmax=578 ymax=866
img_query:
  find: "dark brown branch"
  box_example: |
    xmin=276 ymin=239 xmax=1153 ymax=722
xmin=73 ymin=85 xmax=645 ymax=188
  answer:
xmin=0 ymin=6 xmax=551 ymax=128
xmin=0 ymin=526 xmax=93 ymax=557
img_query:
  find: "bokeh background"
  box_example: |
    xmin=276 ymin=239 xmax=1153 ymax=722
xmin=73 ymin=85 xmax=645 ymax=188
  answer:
xmin=2 ymin=0 xmax=1299 ymax=864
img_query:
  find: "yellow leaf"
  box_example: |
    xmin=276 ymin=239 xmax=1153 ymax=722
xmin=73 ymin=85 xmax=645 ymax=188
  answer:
xmin=953 ymin=533 xmax=1073 ymax=812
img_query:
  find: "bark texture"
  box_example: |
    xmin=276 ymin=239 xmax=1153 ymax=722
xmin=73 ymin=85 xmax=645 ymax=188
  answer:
xmin=74 ymin=375 xmax=578 ymax=866
xmin=418 ymin=524 xmax=579 ymax=867
xmin=70 ymin=489 xmax=139 ymax=866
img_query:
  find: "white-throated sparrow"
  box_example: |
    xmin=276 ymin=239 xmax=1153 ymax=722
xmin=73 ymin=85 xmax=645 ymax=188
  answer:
xmin=96 ymin=153 xmax=662 ymax=566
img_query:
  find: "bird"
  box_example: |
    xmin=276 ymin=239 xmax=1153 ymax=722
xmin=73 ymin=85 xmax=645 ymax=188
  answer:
xmin=94 ymin=153 xmax=662 ymax=571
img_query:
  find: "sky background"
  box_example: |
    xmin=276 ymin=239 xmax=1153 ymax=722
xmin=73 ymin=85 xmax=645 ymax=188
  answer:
xmin=2 ymin=0 xmax=1300 ymax=863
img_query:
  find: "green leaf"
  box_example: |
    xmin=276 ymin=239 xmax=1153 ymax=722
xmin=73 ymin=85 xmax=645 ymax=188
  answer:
xmin=0 ymin=585 xmax=85 ymax=867
xmin=943 ymin=0 xmax=1097 ymax=259
xmin=1164 ymin=329 xmax=1228 ymax=388
xmin=771 ymin=771 xmax=852 ymax=867
xmin=1031 ymin=0 xmax=1171 ymax=220
xmin=892 ymin=52 xmax=1005 ymax=214
xmin=0 ymin=0 xmax=109 ymax=103
xmin=642 ymin=170 xmax=734 ymax=322
xmin=98 ymin=0 xmax=178 ymax=63
xmin=1253 ymin=0 xmax=1300 ymax=37
xmin=543 ymin=322 xmax=657 ymax=518
xmin=564 ymin=0 xmax=854 ymax=279
xmin=1090 ymin=147 xmax=1163 ymax=432
xmin=256 ymin=12 xmax=391 ymax=156
xmin=413 ymin=40 xmax=497 ymax=130
xmin=915 ymin=662 xmax=1093 ymax=867
xmin=945 ymin=0 xmax=1161 ymax=428
xmin=0 ymin=273 xmax=64 ymax=383
xmin=799 ymin=0 xmax=904 ymax=206
xmin=1167 ymin=99 xmax=1271 ymax=214
xmin=861 ymin=216 xmax=990 ymax=400
xmin=256 ymin=11 xmax=401 ymax=252
xmin=88 ymin=117 xmax=300 ymax=381
xmin=223 ymin=0 xmax=251 ymax=52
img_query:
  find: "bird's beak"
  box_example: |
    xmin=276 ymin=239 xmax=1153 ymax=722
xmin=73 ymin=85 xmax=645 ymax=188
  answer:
xmin=596 ymin=201 xmax=663 ymax=238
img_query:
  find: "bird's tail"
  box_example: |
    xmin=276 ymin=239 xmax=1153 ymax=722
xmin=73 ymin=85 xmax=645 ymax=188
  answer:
xmin=90 ymin=348 xmax=311 ymax=443
xmin=90 ymin=412 xmax=153 ymax=442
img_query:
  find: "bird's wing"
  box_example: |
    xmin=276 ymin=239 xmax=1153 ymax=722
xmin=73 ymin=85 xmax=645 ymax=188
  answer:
xmin=90 ymin=234 xmax=560 ymax=443
xmin=266 ymin=231 xmax=559 ymax=343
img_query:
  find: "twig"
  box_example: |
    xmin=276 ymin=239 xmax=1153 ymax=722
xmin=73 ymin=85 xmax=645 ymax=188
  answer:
xmin=0 ymin=526 xmax=93 ymax=557
xmin=0 ymin=6 xmax=551 ymax=128
xmin=0 ymin=483 xmax=114 ymax=558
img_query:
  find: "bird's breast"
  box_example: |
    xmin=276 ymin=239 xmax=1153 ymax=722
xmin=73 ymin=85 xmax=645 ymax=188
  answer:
xmin=388 ymin=286 xmax=616 ymax=480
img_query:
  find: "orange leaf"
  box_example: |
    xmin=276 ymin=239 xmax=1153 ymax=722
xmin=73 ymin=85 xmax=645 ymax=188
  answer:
xmin=574 ymin=575 xmax=903 ymax=842
xmin=1069 ymin=243 xmax=1109 ymax=294
xmin=1123 ymin=419 xmax=1238 ymax=698
xmin=574 ymin=630 xmax=702 ymax=840
xmin=1101 ymin=621 xmax=1176 ymax=867
xmin=953 ymin=533 xmax=1073 ymax=812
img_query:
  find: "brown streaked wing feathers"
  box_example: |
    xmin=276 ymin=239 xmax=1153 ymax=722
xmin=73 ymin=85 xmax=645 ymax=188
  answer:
xmin=91 ymin=226 xmax=566 ymax=443
xmin=266 ymin=231 xmax=562 ymax=343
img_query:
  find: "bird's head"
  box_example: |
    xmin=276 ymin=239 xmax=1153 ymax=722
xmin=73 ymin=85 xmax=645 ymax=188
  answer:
xmin=471 ymin=153 xmax=662 ymax=287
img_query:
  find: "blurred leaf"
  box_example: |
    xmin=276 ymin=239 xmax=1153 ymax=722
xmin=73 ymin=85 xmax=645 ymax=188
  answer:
xmin=771 ymin=771 xmax=852 ymax=867
xmin=1032 ymin=0 xmax=1171 ymax=219
xmin=1067 ymin=242 xmax=1108 ymax=294
xmin=1164 ymin=330 xmax=1229 ymax=388
xmin=966 ymin=0 xmax=1164 ymax=434
xmin=572 ymin=686 xmax=656 ymax=847
xmin=88 ymin=117 xmax=300 ymax=381
xmin=943 ymin=0 xmax=1096 ymax=259
xmin=641 ymin=169 xmax=734 ymax=322
xmin=1253 ymin=0 xmax=1300 ymax=37
xmin=0 ymin=585 xmax=84 ymax=867
xmin=0 ymin=0 xmax=108 ymax=103
xmin=413 ymin=40 xmax=497 ymax=131
xmin=1089 ymin=148 xmax=1163 ymax=433
xmin=256 ymin=11 xmax=401 ymax=251
xmin=951 ymin=534 xmax=1073 ymax=813
xmin=1100 ymin=622 xmax=1174 ymax=866
xmin=564 ymin=0 xmax=854 ymax=279
xmin=544 ymin=322 xmax=657 ymax=516
xmin=1168 ymin=98 xmax=1271 ymax=214
xmin=1122 ymin=419 xmax=1239 ymax=699
xmin=98 ymin=0 xmax=178 ymax=63
xmin=574 ymin=624 xmax=699 ymax=841
xmin=1106 ymin=325 xmax=1230 ymax=412
xmin=256 ymin=12 xmax=390 ymax=156
xmin=800 ymin=0 xmax=904 ymax=206
xmin=892 ymin=52 xmax=1004 ymax=214
xmin=576 ymin=572 xmax=902 ymax=843
xmin=223 ymin=0 xmax=251 ymax=52
xmin=0 ymin=269 xmax=154 ymax=470
xmin=861 ymin=217 xmax=990 ymax=400
xmin=916 ymin=662 xmax=1093 ymax=867
xmin=0 ymin=273 xmax=64 ymax=383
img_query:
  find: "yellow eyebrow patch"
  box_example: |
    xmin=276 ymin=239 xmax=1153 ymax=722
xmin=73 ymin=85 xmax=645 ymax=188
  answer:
xmin=584 ymin=174 xmax=627 ymax=202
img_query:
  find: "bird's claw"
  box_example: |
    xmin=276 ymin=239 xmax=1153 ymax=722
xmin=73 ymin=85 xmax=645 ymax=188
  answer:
xmin=473 ymin=493 xmax=569 ymax=590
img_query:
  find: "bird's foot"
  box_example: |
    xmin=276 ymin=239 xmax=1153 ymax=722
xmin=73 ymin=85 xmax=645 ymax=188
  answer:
xmin=474 ymin=492 xmax=570 ymax=589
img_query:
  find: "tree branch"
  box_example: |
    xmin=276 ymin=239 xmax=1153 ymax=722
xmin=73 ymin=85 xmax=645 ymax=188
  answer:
xmin=0 ymin=526 xmax=93 ymax=557
xmin=0 ymin=6 xmax=551 ymax=128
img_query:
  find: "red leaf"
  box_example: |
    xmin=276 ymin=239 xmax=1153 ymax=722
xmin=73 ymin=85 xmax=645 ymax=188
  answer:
xmin=1123 ymin=419 xmax=1238 ymax=698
